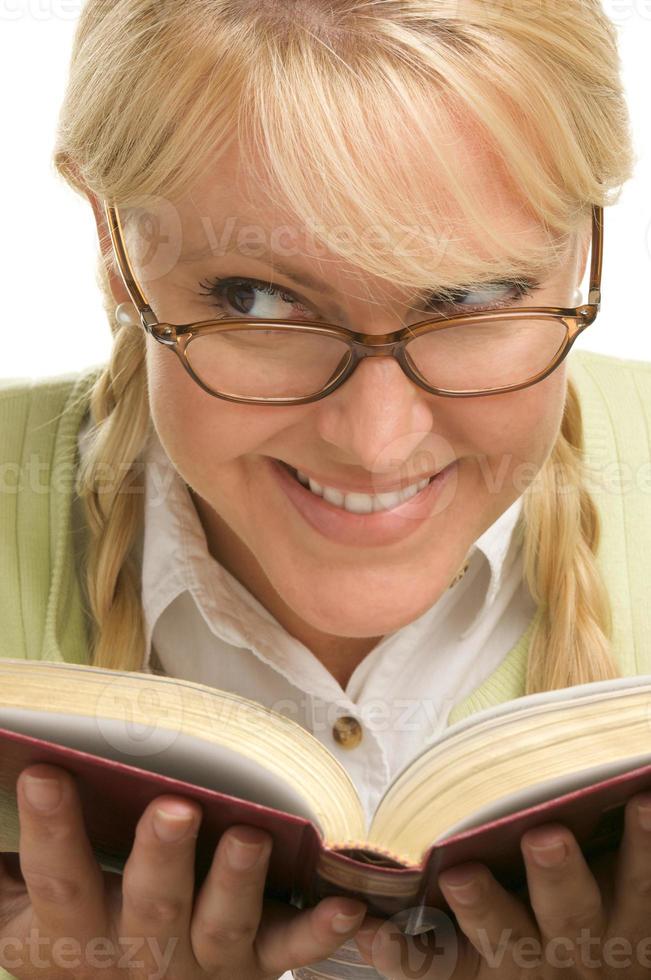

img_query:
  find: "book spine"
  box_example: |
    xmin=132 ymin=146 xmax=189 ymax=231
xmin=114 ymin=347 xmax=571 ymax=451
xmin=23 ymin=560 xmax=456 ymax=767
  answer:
xmin=308 ymin=846 xmax=423 ymax=916
xmin=289 ymin=849 xmax=427 ymax=979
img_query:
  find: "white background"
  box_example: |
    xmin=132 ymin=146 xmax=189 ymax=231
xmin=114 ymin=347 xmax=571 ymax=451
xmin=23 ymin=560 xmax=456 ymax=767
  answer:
xmin=1 ymin=0 xmax=650 ymax=380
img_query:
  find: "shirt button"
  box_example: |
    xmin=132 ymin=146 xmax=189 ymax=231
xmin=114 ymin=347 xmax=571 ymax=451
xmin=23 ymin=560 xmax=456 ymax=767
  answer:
xmin=332 ymin=715 xmax=363 ymax=749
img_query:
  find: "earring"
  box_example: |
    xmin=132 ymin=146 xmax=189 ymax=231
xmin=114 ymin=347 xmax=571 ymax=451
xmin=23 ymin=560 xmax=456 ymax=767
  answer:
xmin=115 ymin=302 xmax=140 ymax=327
xmin=571 ymin=288 xmax=583 ymax=307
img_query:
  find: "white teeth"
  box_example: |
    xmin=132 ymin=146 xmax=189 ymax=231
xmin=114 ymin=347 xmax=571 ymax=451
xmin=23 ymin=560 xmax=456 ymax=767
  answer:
xmin=343 ymin=492 xmax=375 ymax=515
xmin=400 ymin=483 xmax=420 ymax=503
xmin=294 ymin=468 xmax=431 ymax=514
xmin=373 ymin=489 xmax=404 ymax=512
xmin=322 ymin=486 xmax=345 ymax=507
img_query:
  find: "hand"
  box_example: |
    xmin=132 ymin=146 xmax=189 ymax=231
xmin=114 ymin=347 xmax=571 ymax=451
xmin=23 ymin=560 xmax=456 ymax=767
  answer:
xmin=353 ymin=791 xmax=651 ymax=978
xmin=0 ymin=763 xmax=367 ymax=979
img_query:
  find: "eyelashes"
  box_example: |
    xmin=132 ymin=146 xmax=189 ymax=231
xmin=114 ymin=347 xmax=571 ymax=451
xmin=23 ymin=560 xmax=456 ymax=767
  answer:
xmin=198 ymin=276 xmax=311 ymax=319
xmin=197 ymin=274 xmax=539 ymax=321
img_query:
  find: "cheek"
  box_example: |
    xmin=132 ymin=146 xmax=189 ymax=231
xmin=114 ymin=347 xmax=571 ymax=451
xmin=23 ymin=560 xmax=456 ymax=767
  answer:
xmin=146 ymin=343 xmax=298 ymax=479
xmin=455 ymin=371 xmax=567 ymax=488
xmin=513 ymin=371 xmax=568 ymax=456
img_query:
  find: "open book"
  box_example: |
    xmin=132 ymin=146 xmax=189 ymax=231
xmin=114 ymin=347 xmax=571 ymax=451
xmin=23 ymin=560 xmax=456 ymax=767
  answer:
xmin=1 ymin=658 xmax=651 ymax=924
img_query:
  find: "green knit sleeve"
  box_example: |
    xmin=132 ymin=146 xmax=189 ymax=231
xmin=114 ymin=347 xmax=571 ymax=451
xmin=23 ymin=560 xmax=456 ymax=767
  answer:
xmin=0 ymin=374 xmax=85 ymax=980
xmin=0 ymin=369 xmax=101 ymax=665
xmin=569 ymin=350 xmax=651 ymax=676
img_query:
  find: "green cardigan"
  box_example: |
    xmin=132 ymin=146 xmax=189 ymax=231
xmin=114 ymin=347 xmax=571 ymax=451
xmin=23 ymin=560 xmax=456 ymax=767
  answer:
xmin=1 ymin=350 xmax=651 ymax=726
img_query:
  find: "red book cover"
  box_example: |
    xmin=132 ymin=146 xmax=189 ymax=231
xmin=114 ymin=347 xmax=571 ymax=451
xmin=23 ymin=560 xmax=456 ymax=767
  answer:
xmin=1 ymin=725 xmax=650 ymax=922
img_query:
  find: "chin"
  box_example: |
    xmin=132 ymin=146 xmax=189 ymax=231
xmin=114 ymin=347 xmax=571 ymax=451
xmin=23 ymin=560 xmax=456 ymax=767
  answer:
xmin=298 ymin=605 xmax=427 ymax=639
xmin=280 ymin=570 xmax=452 ymax=638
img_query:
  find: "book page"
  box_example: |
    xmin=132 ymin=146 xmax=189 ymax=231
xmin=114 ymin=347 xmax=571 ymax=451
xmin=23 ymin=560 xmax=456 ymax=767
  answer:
xmin=0 ymin=707 xmax=324 ymax=829
xmin=434 ymin=751 xmax=651 ymax=842
xmin=0 ymin=660 xmax=368 ymax=845
xmin=436 ymin=673 xmax=651 ymax=755
xmin=380 ymin=671 xmax=651 ymax=807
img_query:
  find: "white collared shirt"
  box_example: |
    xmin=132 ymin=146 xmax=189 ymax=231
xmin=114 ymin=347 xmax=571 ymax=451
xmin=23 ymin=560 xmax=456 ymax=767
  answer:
xmin=76 ymin=419 xmax=537 ymax=824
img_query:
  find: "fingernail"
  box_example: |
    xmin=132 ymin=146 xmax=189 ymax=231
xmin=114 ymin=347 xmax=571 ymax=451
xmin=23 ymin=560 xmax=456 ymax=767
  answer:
xmin=332 ymin=908 xmax=366 ymax=934
xmin=226 ymin=833 xmax=269 ymax=870
xmin=153 ymin=803 xmax=199 ymax=843
xmin=440 ymin=867 xmax=482 ymax=906
xmin=526 ymin=831 xmax=567 ymax=867
xmin=23 ymin=775 xmax=62 ymax=811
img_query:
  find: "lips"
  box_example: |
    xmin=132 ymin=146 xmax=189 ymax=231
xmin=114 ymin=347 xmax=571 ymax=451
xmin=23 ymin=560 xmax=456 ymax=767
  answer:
xmin=269 ymin=455 xmax=458 ymax=548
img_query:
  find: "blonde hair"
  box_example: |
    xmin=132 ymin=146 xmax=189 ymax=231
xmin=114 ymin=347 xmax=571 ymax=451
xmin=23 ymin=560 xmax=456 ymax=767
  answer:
xmin=54 ymin=0 xmax=633 ymax=687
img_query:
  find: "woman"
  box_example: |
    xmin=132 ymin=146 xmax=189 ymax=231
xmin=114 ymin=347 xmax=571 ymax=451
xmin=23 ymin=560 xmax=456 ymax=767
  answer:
xmin=2 ymin=0 xmax=651 ymax=978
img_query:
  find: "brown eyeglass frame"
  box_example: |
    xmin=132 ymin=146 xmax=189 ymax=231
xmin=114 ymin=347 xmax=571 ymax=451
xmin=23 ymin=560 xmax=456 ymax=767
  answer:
xmin=103 ymin=201 xmax=603 ymax=405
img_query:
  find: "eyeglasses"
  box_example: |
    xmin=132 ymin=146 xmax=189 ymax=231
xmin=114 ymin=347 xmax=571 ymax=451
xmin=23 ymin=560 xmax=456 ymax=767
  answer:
xmin=103 ymin=201 xmax=603 ymax=405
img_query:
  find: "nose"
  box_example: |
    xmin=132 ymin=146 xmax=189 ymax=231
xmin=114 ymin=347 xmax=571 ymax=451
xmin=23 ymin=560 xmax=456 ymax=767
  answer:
xmin=314 ymin=353 xmax=436 ymax=477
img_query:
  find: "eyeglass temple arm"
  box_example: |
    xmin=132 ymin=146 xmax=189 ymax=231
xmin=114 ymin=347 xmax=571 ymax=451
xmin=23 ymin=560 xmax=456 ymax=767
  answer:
xmin=104 ymin=200 xmax=604 ymax=314
xmin=103 ymin=202 xmax=153 ymax=318
xmin=588 ymin=204 xmax=603 ymax=307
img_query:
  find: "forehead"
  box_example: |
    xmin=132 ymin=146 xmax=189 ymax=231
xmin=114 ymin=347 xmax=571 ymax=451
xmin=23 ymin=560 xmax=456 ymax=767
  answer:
xmin=177 ymin=129 xmax=544 ymax=260
xmin=121 ymin=111 xmax=565 ymax=300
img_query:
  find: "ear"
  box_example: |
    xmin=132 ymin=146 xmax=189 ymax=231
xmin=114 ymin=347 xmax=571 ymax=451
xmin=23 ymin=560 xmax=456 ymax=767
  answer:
xmin=65 ymin=159 xmax=134 ymax=309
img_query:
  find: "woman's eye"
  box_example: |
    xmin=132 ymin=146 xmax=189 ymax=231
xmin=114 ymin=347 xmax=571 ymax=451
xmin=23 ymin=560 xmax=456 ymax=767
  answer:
xmin=430 ymin=280 xmax=535 ymax=312
xmin=197 ymin=277 xmax=314 ymax=320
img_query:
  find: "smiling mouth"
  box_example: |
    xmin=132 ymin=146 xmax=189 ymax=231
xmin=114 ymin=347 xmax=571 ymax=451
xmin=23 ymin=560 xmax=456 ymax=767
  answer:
xmin=277 ymin=459 xmax=438 ymax=515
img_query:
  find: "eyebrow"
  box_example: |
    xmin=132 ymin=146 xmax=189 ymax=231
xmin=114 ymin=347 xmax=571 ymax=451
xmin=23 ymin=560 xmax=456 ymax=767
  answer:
xmin=227 ymin=251 xmax=341 ymax=296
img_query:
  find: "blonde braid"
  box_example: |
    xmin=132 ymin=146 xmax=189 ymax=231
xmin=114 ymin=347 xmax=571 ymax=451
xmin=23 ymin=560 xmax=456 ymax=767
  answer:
xmin=522 ymin=377 xmax=619 ymax=693
xmin=75 ymin=255 xmax=152 ymax=671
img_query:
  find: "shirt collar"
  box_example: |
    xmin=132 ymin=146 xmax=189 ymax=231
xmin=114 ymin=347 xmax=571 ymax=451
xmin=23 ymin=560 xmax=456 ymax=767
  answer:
xmin=471 ymin=494 xmax=525 ymax=608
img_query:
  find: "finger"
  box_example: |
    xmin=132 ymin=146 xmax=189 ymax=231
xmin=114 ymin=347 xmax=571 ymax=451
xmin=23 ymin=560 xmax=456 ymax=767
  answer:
xmin=612 ymin=792 xmax=651 ymax=931
xmin=16 ymin=765 xmax=107 ymax=940
xmin=436 ymin=861 xmax=537 ymax=970
xmin=355 ymin=914 xmax=470 ymax=980
xmin=190 ymin=824 xmax=274 ymax=972
xmin=521 ymin=822 xmax=607 ymax=946
xmin=119 ymin=794 xmax=202 ymax=965
xmin=254 ymin=893 xmax=368 ymax=976
xmin=192 ymin=824 xmax=365 ymax=975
